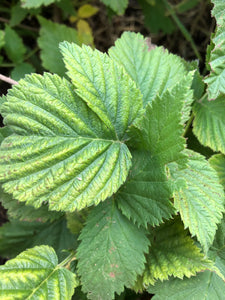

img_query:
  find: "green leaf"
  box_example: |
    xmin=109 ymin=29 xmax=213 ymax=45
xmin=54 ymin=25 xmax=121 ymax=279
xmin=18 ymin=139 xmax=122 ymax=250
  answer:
xmin=0 ymin=30 xmax=4 ymax=50
xmin=137 ymin=0 xmax=175 ymax=33
xmin=77 ymin=199 xmax=149 ymax=300
xmin=203 ymin=0 xmax=225 ymax=99
xmin=116 ymin=80 xmax=188 ymax=227
xmin=99 ymin=0 xmax=128 ymax=15
xmin=172 ymin=150 xmax=224 ymax=252
xmin=148 ymin=215 xmax=225 ymax=299
xmin=109 ymin=32 xmax=191 ymax=109
xmin=193 ymin=94 xmax=225 ymax=154
xmin=116 ymin=150 xmax=175 ymax=227
xmin=138 ymin=217 xmax=213 ymax=287
xmin=38 ymin=17 xmax=81 ymax=76
xmin=10 ymin=3 xmax=28 ymax=26
xmin=211 ymin=0 xmax=225 ymax=25
xmin=11 ymin=62 xmax=35 ymax=81
xmin=204 ymin=24 xmax=225 ymax=99
xmin=0 ymin=72 xmax=132 ymax=211
xmin=21 ymin=0 xmax=60 ymax=8
xmin=0 ymin=218 xmax=77 ymax=261
xmin=148 ymin=271 xmax=225 ymax=300
xmin=0 ymin=186 xmax=63 ymax=222
xmin=60 ymin=42 xmax=144 ymax=139
xmin=210 ymin=154 xmax=225 ymax=189
xmin=0 ymin=127 xmax=12 ymax=143
xmin=0 ymin=245 xmax=77 ymax=299
xmin=4 ymin=25 xmax=26 ymax=63
xmin=129 ymin=82 xmax=187 ymax=166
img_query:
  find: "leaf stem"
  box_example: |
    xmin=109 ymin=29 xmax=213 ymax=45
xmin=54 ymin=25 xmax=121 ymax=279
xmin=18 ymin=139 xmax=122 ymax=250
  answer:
xmin=0 ymin=74 xmax=18 ymax=85
xmin=58 ymin=251 xmax=76 ymax=269
xmin=183 ymin=111 xmax=194 ymax=137
xmin=162 ymin=0 xmax=202 ymax=61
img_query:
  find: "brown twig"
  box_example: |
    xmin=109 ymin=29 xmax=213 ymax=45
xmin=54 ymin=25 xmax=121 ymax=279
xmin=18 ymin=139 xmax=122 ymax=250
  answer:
xmin=0 ymin=74 xmax=18 ymax=85
xmin=0 ymin=17 xmax=38 ymax=32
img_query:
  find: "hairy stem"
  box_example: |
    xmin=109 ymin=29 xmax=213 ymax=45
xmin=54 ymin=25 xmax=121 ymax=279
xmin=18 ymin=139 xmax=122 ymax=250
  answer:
xmin=0 ymin=74 xmax=18 ymax=85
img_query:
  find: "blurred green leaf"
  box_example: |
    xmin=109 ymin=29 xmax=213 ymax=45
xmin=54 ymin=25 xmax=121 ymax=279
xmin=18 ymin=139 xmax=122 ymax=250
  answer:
xmin=0 ymin=30 xmax=5 ymax=49
xmin=138 ymin=0 xmax=175 ymax=33
xmin=4 ymin=25 xmax=26 ymax=63
xmin=11 ymin=62 xmax=35 ymax=81
xmin=10 ymin=3 xmax=28 ymax=26
xmin=21 ymin=0 xmax=60 ymax=8
xmin=38 ymin=17 xmax=81 ymax=76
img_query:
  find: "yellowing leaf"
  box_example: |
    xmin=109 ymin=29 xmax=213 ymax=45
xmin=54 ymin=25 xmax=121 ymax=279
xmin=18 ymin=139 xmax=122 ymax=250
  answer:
xmin=78 ymin=4 xmax=99 ymax=19
xmin=77 ymin=19 xmax=94 ymax=46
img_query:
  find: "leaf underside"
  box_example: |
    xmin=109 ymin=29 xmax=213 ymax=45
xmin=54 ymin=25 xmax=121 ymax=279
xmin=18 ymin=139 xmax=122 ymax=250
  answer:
xmin=77 ymin=199 xmax=149 ymax=300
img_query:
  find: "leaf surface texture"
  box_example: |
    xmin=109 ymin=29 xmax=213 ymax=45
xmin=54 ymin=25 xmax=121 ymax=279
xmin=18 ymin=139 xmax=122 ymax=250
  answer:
xmin=0 ymin=72 xmax=132 ymax=211
xmin=0 ymin=245 xmax=77 ymax=299
xmin=77 ymin=200 xmax=149 ymax=300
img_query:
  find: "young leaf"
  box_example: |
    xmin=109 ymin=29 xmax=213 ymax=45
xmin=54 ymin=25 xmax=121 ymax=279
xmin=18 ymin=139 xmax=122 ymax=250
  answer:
xmin=171 ymin=150 xmax=224 ymax=252
xmin=38 ymin=17 xmax=81 ymax=76
xmin=193 ymin=94 xmax=225 ymax=154
xmin=116 ymin=150 xmax=175 ymax=228
xmin=4 ymin=25 xmax=26 ymax=63
xmin=0 ymin=245 xmax=77 ymax=299
xmin=77 ymin=199 xmax=149 ymax=300
xmin=0 ymin=73 xmax=132 ymax=211
xmin=21 ymin=0 xmax=60 ymax=8
xmin=109 ymin=32 xmax=191 ymax=109
xmin=139 ymin=217 xmax=213 ymax=287
xmin=0 ymin=218 xmax=77 ymax=261
xmin=210 ymin=154 xmax=225 ymax=189
xmin=60 ymin=42 xmax=144 ymax=139
xmin=99 ymin=0 xmax=128 ymax=15
xmin=129 ymin=82 xmax=187 ymax=166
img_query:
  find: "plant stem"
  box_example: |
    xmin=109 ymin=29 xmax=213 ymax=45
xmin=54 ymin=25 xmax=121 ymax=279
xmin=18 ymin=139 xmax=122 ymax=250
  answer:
xmin=162 ymin=0 xmax=202 ymax=61
xmin=58 ymin=251 xmax=76 ymax=269
xmin=0 ymin=74 xmax=18 ymax=85
xmin=183 ymin=111 xmax=194 ymax=137
xmin=0 ymin=17 xmax=38 ymax=32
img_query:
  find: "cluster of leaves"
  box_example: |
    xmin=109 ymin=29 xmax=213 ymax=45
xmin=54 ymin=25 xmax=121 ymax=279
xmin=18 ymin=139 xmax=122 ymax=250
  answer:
xmin=0 ymin=0 xmax=99 ymax=81
xmin=0 ymin=0 xmax=225 ymax=300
